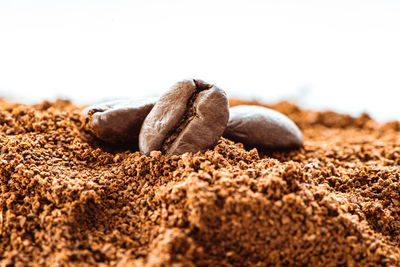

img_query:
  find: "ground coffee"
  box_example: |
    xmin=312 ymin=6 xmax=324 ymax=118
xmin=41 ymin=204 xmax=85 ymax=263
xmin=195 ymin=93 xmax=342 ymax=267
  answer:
xmin=1 ymin=98 xmax=400 ymax=266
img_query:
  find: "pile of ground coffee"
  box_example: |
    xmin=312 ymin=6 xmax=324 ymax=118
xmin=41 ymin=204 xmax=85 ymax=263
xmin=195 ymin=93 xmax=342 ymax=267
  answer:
xmin=1 ymin=98 xmax=400 ymax=266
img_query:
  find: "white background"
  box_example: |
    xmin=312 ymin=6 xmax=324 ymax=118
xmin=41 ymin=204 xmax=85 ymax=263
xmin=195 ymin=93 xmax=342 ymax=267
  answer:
xmin=0 ymin=0 xmax=399 ymax=121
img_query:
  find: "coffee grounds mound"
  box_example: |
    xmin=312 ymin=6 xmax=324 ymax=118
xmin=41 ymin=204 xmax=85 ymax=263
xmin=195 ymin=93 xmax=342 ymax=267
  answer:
xmin=1 ymin=98 xmax=400 ymax=266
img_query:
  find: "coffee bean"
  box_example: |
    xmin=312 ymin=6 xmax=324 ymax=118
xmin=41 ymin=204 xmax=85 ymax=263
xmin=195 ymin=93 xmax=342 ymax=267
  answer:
xmin=139 ymin=79 xmax=229 ymax=155
xmin=82 ymin=98 xmax=156 ymax=146
xmin=223 ymin=105 xmax=303 ymax=150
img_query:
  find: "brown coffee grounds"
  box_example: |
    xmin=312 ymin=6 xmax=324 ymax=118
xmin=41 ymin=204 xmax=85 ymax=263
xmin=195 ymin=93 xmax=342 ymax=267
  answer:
xmin=1 ymin=98 xmax=400 ymax=266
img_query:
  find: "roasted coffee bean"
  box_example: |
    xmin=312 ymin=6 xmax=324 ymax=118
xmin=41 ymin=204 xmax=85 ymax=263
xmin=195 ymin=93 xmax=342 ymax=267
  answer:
xmin=223 ymin=105 xmax=303 ymax=149
xmin=82 ymin=98 xmax=156 ymax=146
xmin=139 ymin=79 xmax=229 ymax=155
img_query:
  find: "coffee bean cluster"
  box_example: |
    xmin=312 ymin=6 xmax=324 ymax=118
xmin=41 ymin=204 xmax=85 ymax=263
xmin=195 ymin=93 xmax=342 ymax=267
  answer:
xmin=82 ymin=79 xmax=303 ymax=155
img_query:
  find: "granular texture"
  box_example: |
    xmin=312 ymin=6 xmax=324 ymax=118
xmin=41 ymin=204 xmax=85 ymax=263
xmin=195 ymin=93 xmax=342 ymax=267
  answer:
xmin=1 ymin=98 xmax=400 ymax=266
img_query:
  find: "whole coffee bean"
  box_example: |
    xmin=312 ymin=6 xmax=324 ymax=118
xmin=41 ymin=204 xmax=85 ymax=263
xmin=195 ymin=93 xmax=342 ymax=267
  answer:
xmin=82 ymin=98 xmax=156 ymax=146
xmin=223 ymin=105 xmax=303 ymax=150
xmin=139 ymin=79 xmax=229 ymax=155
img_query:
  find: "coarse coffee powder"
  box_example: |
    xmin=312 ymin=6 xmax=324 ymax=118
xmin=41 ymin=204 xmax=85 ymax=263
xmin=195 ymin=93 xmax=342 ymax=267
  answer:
xmin=1 ymin=98 xmax=400 ymax=266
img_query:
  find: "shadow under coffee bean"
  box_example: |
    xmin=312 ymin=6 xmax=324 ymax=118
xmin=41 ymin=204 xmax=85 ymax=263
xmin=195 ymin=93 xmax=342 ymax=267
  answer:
xmin=139 ymin=79 xmax=229 ymax=155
